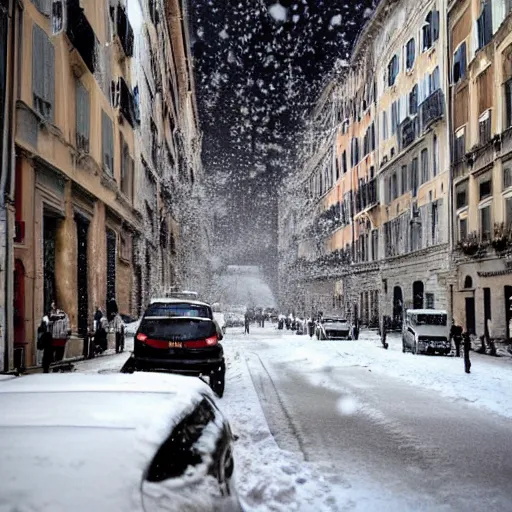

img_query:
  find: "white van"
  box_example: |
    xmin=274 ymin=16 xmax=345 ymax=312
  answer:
xmin=402 ymin=309 xmax=451 ymax=355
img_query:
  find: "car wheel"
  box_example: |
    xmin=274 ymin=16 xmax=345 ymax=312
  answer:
xmin=210 ymin=362 xmax=226 ymax=398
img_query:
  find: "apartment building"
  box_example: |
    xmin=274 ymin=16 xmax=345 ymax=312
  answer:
xmin=3 ymin=0 xmax=205 ymax=371
xmin=449 ymin=0 xmax=512 ymax=338
xmin=279 ymin=0 xmax=453 ymax=327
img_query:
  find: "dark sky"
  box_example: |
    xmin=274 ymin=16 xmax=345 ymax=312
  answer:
xmin=190 ymin=0 xmax=375 ymax=274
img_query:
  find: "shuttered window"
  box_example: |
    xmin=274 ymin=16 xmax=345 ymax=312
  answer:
xmin=421 ymin=149 xmax=429 ymax=184
xmin=102 ymin=110 xmax=114 ymax=175
xmin=120 ymin=132 xmax=133 ymax=199
xmin=456 ymin=181 xmax=468 ymax=209
xmin=75 ymin=80 xmax=90 ymax=152
xmin=411 ymin=158 xmax=419 ymax=196
xmin=32 ymin=24 xmax=54 ymax=121
xmin=480 ymin=205 xmax=492 ymax=241
xmin=401 ymin=165 xmax=408 ymax=195
xmin=477 ymin=66 xmax=493 ymax=115
xmin=454 ymin=86 xmax=469 ymax=129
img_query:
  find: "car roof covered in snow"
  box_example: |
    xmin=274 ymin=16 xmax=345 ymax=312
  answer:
xmin=0 ymin=373 xmax=216 ymax=511
xmin=406 ymin=309 xmax=448 ymax=315
xmin=149 ymin=297 xmax=211 ymax=308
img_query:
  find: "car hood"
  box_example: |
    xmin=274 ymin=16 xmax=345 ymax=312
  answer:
xmin=0 ymin=374 xmax=224 ymax=512
xmin=410 ymin=325 xmax=449 ymax=338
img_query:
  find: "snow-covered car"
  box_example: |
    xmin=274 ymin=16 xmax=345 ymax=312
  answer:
xmin=0 ymin=373 xmax=242 ymax=512
xmin=225 ymin=313 xmax=244 ymax=328
xmin=316 ymin=317 xmax=351 ymax=340
xmin=402 ymin=309 xmax=450 ymax=355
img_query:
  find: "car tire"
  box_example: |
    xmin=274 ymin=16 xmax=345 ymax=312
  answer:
xmin=210 ymin=362 xmax=226 ymax=398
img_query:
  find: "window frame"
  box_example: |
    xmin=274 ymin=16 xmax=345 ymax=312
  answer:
xmin=406 ymin=38 xmax=416 ymax=70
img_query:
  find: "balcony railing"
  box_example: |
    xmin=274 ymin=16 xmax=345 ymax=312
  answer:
xmin=67 ymin=0 xmax=97 ymax=73
xmin=420 ymin=89 xmax=444 ymax=131
xmin=355 ymin=177 xmax=378 ymax=213
xmin=399 ymin=117 xmax=418 ymax=150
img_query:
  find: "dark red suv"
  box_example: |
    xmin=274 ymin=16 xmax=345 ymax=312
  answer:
xmin=122 ymin=299 xmax=226 ymax=397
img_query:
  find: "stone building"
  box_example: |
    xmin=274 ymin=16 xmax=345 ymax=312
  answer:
xmin=448 ymin=0 xmax=512 ymax=338
xmin=3 ymin=0 xmax=206 ymax=371
xmin=279 ymin=0 xmax=453 ymax=328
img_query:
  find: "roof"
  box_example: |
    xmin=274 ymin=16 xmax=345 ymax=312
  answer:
xmin=0 ymin=373 xmax=215 ymax=511
xmin=406 ymin=309 xmax=448 ymax=315
xmin=149 ymin=297 xmax=211 ymax=308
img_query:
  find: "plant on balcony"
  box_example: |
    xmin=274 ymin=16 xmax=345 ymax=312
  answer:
xmin=457 ymin=232 xmax=481 ymax=256
xmin=492 ymin=222 xmax=512 ymax=253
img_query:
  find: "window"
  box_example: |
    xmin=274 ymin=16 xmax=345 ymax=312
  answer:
xmin=119 ymin=232 xmax=132 ymax=261
xmin=479 ymin=110 xmax=492 ymax=145
xmin=479 ymin=175 xmax=492 ymax=200
xmin=477 ymin=1 xmax=493 ymax=50
xmin=480 ymin=205 xmax=492 ymax=240
xmin=426 ymin=293 xmax=435 ymax=309
xmin=148 ymin=0 xmax=159 ymax=25
xmin=120 ymin=132 xmax=134 ymax=200
xmin=433 ymin=135 xmax=439 ymax=177
xmin=504 ymin=163 xmax=512 ymax=189
xmin=388 ymin=55 xmax=399 ymax=87
xmin=411 ymin=158 xmax=419 ymax=196
xmin=409 ymin=85 xmax=418 ymax=115
xmin=459 ymin=217 xmax=468 ymax=240
xmin=430 ymin=66 xmax=440 ymax=92
xmin=351 ymin=137 xmax=359 ymax=166
xmin=506 ymin=196 xmax=512 ymax=226
xmin=421 ymin=148 xmax=429 ymax=184
xmin=101 ymin=110 xmax=114 ymax=175
xmin=464 ymin=275 xmax=473 ymax=289
xmin=382 ymin=110 xmax=388 ymax=140
xmin=151 ymin=120 xmax=158 ymax=167
xmin=456 ymin=181 xmax=468 ymax=209
xmin=391 ymin=101 xmax=398 ymax=135
xmin=32 ymin=25 xmax=55 ymax=121
xmin=406 ymin=38 xmax=415 ymax=70
xmin=401 ymin=165 xmax=408 ymax=195
xmin=342 ymin=150 xmax=347 ymax=173
xmin=422 ymin=11 xmax=439 ymax=51
xmin=431 ymin=201 xmax=438 ymax=244
xmin=371 ymin=229 xmax=378 ymax=261
xmin=454 ymin=129 xmax=466 ymax=163
xmin=504 ymin=78 xmax=512 ymax=128
xmin=75 ymin=80 xmax=90 ymax=152
xmin=391 ymin=172 xmax=398 ymax=200
xmin=453 ymin=43 xmax=467 ymax=83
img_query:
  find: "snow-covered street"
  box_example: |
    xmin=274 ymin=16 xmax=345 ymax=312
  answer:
xmin=71 ymin=327 xmax=512 ymax=511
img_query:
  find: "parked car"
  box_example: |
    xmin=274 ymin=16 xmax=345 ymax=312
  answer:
xmin=123 ymin=298 xmax=226 ymax=397
xmin=316 ymin=317 xmax=351 ymax=340
xmin=225 ymin=313 xmax=244 ymax=328
xmin=0 ymin=373 xmax=242 ymax=511
xmin=402 ymin=309 xmax=450 ymax=355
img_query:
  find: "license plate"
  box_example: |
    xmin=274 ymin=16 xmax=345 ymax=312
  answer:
xmin=168 ymin=341 xmax=183 ymax=348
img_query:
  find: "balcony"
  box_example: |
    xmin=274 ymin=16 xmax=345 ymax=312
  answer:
xmin=399 ymin=117 xmax=418 ymax=151
xmin=355 ymin=177 xmax=378 ymax=214
xmin=67 ymin=0 xmax=97 ymax=74
xmin=420 ymin=89 xmax=444 ymax=131
xmin=116 ymin=5 xmax=134 ymax=58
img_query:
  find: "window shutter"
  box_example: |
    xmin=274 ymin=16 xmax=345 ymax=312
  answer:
xmin=32 ymin=26 xmax=42 ymax=103
xmin=432 ymin=10 xmax=440 ymax=41
xmin=44 ymin=34 xmax=55 ymax=121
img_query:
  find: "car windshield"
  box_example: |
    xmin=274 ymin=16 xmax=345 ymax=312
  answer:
xmin=413 ymin=314 xmax=447 ymax=326
xmin=323 ymin=318 xmax=346 ymax=323
xmin=145 ymin=303 xmax=212 ymax=319
xmin=139 ymin=318 xmax=216 ymax=341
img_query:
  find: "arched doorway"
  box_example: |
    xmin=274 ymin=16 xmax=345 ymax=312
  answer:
xmin=413 ymin=281 xmax=424 ymax=309
xmin=13 ymin=259 xmax=26 ymax=345
xmin=393 ymin=286 xmax=403 ymax=328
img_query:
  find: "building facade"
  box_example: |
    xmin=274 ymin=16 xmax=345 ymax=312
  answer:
xmin=2 ymin=0 xmax=206 ymax=371
xmin=448 ymin=0 xmax=512 ymax=339
xmin=279 ymin=0 xmax=454 ymax=330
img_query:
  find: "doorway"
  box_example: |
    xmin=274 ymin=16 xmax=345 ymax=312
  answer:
xmin=465 ymin=297 xmax=476 ymax=335
xmin=75 ymin=214 xmax=89 ymax=335
xmin=505 ymin=286 xmax=512 ymax=340
xmin=106 ymin=229 xmax=116 ymax=303
xmin=413 ymin=281 xmax=424 ymax=309
xmin=393 ymin=286 xmax=403 ymax=326
xmin=43 ymin=215 xmax=58 ymax=315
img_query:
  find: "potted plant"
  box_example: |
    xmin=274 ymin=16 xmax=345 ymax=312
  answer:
xmin=492 ymin=222 xmax=511 ymax=253
xmin=458 ymin=232 xmax=480 ymax=256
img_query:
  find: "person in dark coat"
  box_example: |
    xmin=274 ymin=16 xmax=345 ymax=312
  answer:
xmin=450 ymin=320 xmax=463 ymax=357
xmin=307 ymin=318 xmax=315 ymax=338
xmin=38 ymin=318 xmax=54 ymax=373
xmin=244 ymin=312 xmax=250 ymax=334
xmin=463 ymin=331 xmax=471 ymax=374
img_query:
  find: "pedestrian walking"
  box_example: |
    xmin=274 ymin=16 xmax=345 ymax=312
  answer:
xmin=111 ymin=312 xmax=125 ymax=353
xmin=38 ymin=317 xmax=54 ymax=373
xmin=463 ymin=331 xmax=471 ymax=374
xmin=48 ymin=302 xmax=71 ymax=362
xmin=380 ymin=315 xmax=388 ymax=349
xmin=307 ymin=317 xmax=314 ymax=338
xmin=450 ymin=320 xmax=463 ymax=357
xmin=244 ymin=312 xmax=250 ymax=334
xmin=93 ymin=306 xmax=103 ymax=332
